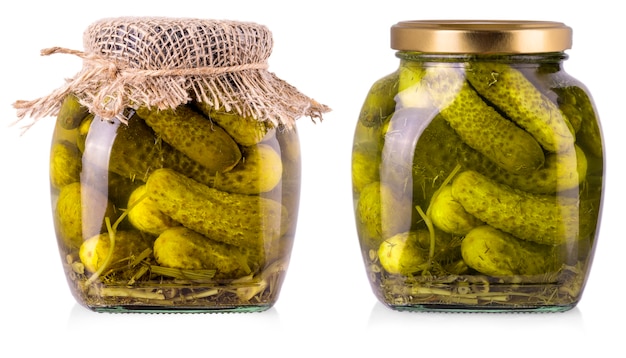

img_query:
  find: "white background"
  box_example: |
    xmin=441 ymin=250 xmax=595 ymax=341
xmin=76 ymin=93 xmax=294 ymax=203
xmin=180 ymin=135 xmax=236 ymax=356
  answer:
xmin=1 ymin=1 xmax=622 ymax=357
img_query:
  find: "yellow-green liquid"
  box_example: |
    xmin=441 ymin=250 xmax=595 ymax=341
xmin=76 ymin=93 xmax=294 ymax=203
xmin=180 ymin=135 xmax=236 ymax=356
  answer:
xmin=50 ymin=104 xmax=301 ymax=312
xmin=352 ymin=56 xmax=603 ymax=312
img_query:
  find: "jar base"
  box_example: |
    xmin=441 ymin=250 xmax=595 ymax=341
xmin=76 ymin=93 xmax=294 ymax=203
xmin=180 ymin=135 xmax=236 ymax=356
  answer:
xmin=369 ymin=265 xmax=586 ymax=313
xmin=385 ymin=303 xmax=576 ymax=313
xmin=90 ymin=304 xmax=273 ymax=314
xmin=66 ymin=273 xmax=285 ymax=313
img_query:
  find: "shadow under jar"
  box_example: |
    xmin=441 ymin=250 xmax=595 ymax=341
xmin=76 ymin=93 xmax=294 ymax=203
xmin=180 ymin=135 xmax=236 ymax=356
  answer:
xmin=351 ymin=20 xmax=604 ymax=312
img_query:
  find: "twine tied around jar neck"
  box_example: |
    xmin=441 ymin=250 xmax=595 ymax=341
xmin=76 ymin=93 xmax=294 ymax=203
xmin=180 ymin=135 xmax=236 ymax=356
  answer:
xmin=13 ymin=17 xmax=329 ymax=130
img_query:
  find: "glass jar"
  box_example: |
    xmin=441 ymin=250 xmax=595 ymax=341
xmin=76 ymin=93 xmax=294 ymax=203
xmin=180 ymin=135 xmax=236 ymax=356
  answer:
xmin=352 ymin=20 xmax=604 ymax=312
xmin=50 ymin=105 xmax=301 ymax=313
xmin=17 ymin=17 xmax=328 ymax=313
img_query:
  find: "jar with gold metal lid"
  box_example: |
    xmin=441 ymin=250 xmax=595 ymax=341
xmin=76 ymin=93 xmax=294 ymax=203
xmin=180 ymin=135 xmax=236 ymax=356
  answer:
xmin=352 ymin=20 xmax=603 ymax=312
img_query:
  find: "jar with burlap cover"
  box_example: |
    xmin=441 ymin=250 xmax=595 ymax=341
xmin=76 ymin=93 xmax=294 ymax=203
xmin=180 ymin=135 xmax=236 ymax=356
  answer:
xmin=15 ymin=17 xmax=329 ymax=126
xmin=14 ymin=17 xmax=329 ymax=313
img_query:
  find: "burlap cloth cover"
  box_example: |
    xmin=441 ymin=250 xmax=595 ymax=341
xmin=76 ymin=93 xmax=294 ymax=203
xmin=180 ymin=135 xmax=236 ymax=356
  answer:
xmin=14 ymin=17 xmax=329 ymax=128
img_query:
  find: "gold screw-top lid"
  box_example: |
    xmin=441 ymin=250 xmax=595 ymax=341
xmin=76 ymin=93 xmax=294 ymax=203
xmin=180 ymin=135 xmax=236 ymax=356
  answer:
xmin=391 ymin=20 xmax=572 ymax=53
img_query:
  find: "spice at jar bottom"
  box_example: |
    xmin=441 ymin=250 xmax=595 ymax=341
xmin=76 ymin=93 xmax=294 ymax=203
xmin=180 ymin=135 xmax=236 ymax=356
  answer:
xmin=352 ymin=20 xmax=604 ymax=312
xmin=14 ymin=17 xmax=329 ymax=313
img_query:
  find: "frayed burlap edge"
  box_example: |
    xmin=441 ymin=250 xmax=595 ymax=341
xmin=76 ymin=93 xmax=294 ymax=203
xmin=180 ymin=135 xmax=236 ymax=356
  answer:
xmin=13 ymin=47 xmax=329 ymax=130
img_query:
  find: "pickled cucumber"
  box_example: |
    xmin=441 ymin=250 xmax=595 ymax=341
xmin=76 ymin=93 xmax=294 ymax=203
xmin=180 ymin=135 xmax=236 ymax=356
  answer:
xmin=145 ymin=168 xmax=288 ymax=249
xmin=80 ymin=112 xmax=280 ymax=195
xmin=451 ymin=170 xmax=593 ymax=245
xmin=381 ymin=107 xmax=436 ymax=194
xmin=211 ymin=144 xmax=283 ymax=194
xmin=87 ymin=114 xmax=167 ymax=181
xmin=127 ymin=185 xmax=179 ymax=236
xmin=153 ymin=226 xmax=252 ymax=278
xmin=398 ymin=61 xmax=426 ymax=93
xmin=356 ymin=181 xmax=413 ymax=250
xmin=461 ymin=225 xmax=559 ymax=276
xmin=136 ymin=105 xmax=242 ymax=173
xmin=358 ymin=71 xmax=399 ymax=127
xmin=383 ymin=113 xmax=493 ymax=208
xmin=96 ymin=114 xmax=213 ymax=184
xmin=57 ymin=94 xmax=89 ymax=130
xmin=352 ymin=144 xmax=381 ymax=194
xmin=76 ymin=114 xmax=93 ymax=153
xmin=489 ymin=144 xmax=587 ymax=194
xmin=554 ymin=87 xmax=582 ymax=133
xmin=79 ymin=230 xmax=153 ymax=273
xmin=466 ymin=62 xmax=575 ymax=153
xmin=195 ymin=103 xmax=273 ymax=146
xmin=429 ymin=185 xmax=482 ymax=235
xmin=554 ymin=85 xmax=603 ymax=158
xmin=55 ymin=182 xmax=118 ymax=249
xmin=423 ymin=67 xmax=545 ymax=174
xmin=395 ymin=61 xmax=427 ymax=107
xmin=105 ymin=172 xmax=144 ymax=212
xmin=352 ymin=52 xmax=603 ymax=310
xmin=50 ymin=140 xmax=82 ymax=189
xmin=378 ymin=231 xmax=429 ymax=275
xmin=409 ymin=227 xmax=463 ymax=266
xmin=403 ymin=116 xmax=586 ymax=195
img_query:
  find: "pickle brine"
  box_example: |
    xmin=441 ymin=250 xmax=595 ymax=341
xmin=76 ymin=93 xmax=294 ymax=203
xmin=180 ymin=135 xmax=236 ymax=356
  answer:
xmin=50 ymin=103 xmax=300 ymax=312
xmin=352 ymin=52 xmax=603 ymax=312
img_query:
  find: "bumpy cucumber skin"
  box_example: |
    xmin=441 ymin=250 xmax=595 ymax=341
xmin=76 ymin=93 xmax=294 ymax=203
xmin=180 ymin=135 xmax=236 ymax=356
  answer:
xmin=381 ymin=105 xmax=557 ymax=212
xmin=430 ymin=185 xmax=483 ymax=235
xmin=353 ymin=56 xmax=603 ymax=306
xmin=466 ymin=62 xmax=574 ymax=153
xmin=57 ymin=94 xmax=90 ymax=130
xmin=378 ymin=231 xmax=429 ymax=275
xmin=451 ymin=170 xmax=593 ymax=245
xmin=358 ymin=71 xmax=399 ymax=128
xmin=356 ymin=181 xmax=413 ymax=251
xmin=424 ymin=67 xmax=545 ymax=175
xmin=102 ymin=115 xmax=216 ymax=185
xmin=195 ymin=103 xmax=272 ymax=146
xmin=76 ymin=114 xmax=94 ymax=153
xmin=382 ymin=113 xmax=494 ymax=209
xmin=146 ymin=168 xmax=288 ymax=249
xmin=212 ymin=144 xmax=283 ymax=194
xmin=154 ymin=226 xmax=252 ymax=278
xmin=352 ymin=144 xmax=381 ymax=194
xmin=421 ymin=114 xmax=496 ymax=174
xmin=554 ymin=87 xmax=582 ymax=133
xmin=136 ymin=106 xmax=242 ymax=173
xmin=79 ymin=230 xmax=153 ymax=273
xmin=55 ymin=182 xmax=117 ymax=249
xmin=89 ymin=113 xmax=283 ymax=196
xmin=127 ymin=185 xmax=179 ymax=236
xmin=461 ymin=225 xmax=558 ymax=276
xmin=554 ymin=85 xmax=603 ymax=158
xmin=50 ymin=140 xmax=82 ymax=189
xmin=105 ymin=115 xmax=176 ymax=181
xmin=489 ymin=144 xmax=587 ymax=195
xmin=55 ymin=183 xmax=86 ymax=249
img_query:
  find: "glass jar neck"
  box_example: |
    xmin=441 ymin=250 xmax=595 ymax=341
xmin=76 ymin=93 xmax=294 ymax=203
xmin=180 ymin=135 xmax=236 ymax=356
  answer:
xmin=396 ymin=51 xmax=568 ymax=64
xmin=396 ymin=51 xmax=568 ymax=74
